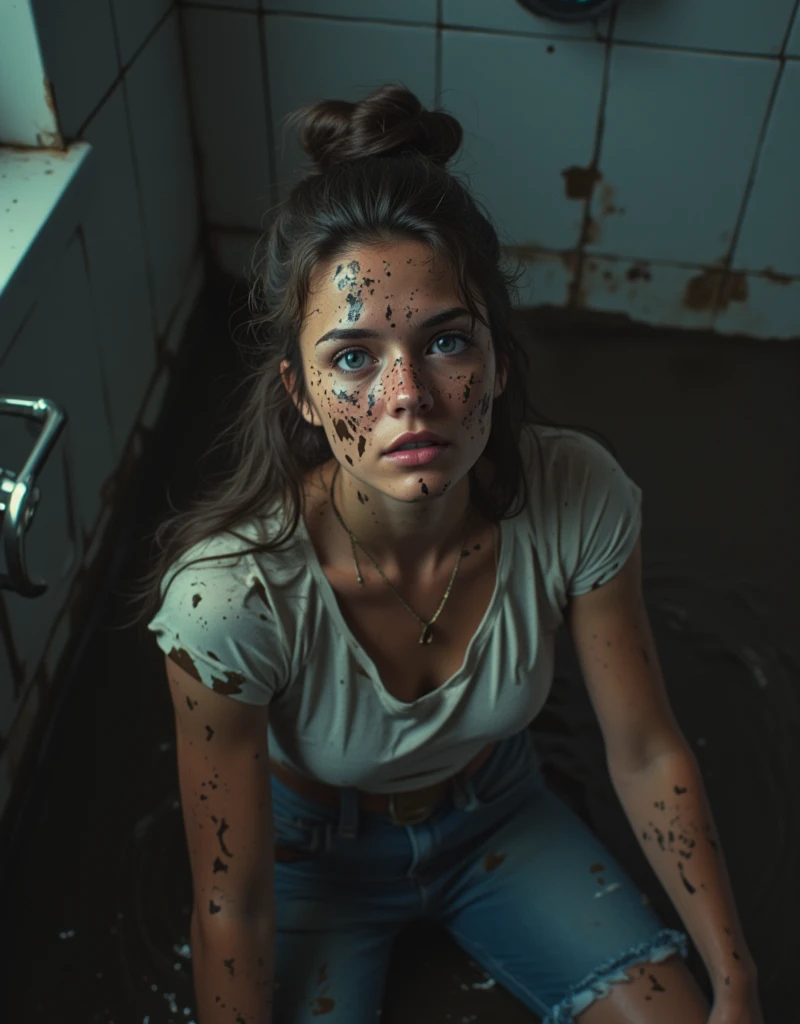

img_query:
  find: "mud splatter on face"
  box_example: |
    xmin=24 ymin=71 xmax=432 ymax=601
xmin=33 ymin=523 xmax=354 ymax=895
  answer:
xmin=333 ymin=387 xmax=358 ymax=405
xmin=334 ymin=418 xmax=353 ymax=442
xmin=335 ymin=261 xmax=364 ymax=323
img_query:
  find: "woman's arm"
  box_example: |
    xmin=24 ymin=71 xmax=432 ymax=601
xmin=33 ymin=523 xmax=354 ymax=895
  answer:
xmin=565 ymin=539 xmax=758 ymax=996
xmin=166 ymin=656 xmax=276 ymax=1023
xmin=611 ymin=749 xmax=757 ymax=992
xmin=190 ymin=914 xmax=274 ymax=1024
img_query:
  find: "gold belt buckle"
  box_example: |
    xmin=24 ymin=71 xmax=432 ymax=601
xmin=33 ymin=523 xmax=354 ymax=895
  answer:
xmin=388 ymin=785 xmax=444 ymax=825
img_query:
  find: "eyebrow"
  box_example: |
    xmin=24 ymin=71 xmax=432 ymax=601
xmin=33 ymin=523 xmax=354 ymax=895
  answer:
xmin=314 ymin=306 xmax=472 ymax=348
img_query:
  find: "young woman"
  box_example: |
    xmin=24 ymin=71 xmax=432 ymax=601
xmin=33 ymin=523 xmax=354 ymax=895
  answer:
xmin=127 ymin=84 xmax=761 ymax=1024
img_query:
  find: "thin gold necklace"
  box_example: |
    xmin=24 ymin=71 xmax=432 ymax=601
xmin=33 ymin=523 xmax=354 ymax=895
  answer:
xmin=327 ymin=462 xmax=471 ymax=645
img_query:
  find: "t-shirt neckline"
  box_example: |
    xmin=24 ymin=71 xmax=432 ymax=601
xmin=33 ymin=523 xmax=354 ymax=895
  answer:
xmin=298 ymin=511 xmax=511 ymax=710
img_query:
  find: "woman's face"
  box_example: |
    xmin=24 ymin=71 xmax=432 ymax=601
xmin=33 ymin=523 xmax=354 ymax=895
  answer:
xmin=286 ymin=239 xmax=505 ymax=502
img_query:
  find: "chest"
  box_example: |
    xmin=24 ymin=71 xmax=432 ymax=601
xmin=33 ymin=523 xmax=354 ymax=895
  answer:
xmin=323 ymin=524 xmax=500 ymax=705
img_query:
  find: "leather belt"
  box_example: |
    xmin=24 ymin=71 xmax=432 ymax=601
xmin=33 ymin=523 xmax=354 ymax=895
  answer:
xmin=270 ymin=740 xmax=496 ymax=825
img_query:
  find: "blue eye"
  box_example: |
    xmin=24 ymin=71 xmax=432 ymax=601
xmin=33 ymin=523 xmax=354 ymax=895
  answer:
xmin=331 ymin=332 xmax=472 ymax=375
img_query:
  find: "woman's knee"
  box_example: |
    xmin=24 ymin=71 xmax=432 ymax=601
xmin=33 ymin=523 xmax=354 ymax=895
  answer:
xmin=574 ymin=953 xmax=709 ymax=1024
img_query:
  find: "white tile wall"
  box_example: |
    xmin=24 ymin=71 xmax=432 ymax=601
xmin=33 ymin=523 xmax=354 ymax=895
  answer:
xmin=733 ymin=61 xmax=800 ymax=277
xmin=181 ymin=5 xmax=799 ymax=337
xmin=124 ymin=9 xmax=201 ymax=335
xmin=1 ymin=234 xmax=106 ymax=702
xmin=2 ymin=0 xmax=208 ymax=830
xmin=588 ymin=46 xmax=778 ymax=265
xmin=442 ymin=30 xmax=606 ymax=251
xmin=786 ymin=9 xmax=800 ymax=56
xmin=1 ymin=235 xmax=114 ymax=545
xmin=580 ymin=256 xmax=718 ymax=330
xmin=714 ymin=273 xmax=800 ymax=340
xmin=265 ymin=15 xmax=437 ymax=203
xmin=31 ymin=0 xmax=119 ymax=137
xmin=612 ymin=0 xmax=797 ymax=56
xmin=442 ymin=0 xmax=606 ymax=39
xmin=182 ymin=7 xmax=272 ymax=228
xmin=513 ymin=251 xmax=575 ymax=309
xmin=262 ymin=0 xmax=437 ymax=22
xmin=111 ymin=0 xmax=173 ymax=67
xmin=81 ymin=85 xmax=158 ymax=461
xmin=188 ymin=0 xmax=258 ymax=8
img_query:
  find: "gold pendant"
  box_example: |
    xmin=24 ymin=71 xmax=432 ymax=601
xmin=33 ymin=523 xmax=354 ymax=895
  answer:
xmin=419 ymin=623 xmax=434 ymax=645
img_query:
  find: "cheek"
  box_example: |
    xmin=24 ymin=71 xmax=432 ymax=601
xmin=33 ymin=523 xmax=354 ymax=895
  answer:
xmin=446 ymin=362 xmax=493 ymax=418
xmin=312 ymin=375 xmax=376 ymax=459
xmin=450 ymin=362 xmax=495 ymax=443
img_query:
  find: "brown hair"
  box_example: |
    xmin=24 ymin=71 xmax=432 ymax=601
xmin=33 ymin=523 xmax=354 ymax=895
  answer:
xmin=116 ymin=83 xmax=614 ymax=634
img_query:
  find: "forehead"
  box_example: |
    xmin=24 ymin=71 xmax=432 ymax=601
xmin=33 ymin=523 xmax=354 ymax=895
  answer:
xmin=309 ymin=240 xmax=461 ymax=308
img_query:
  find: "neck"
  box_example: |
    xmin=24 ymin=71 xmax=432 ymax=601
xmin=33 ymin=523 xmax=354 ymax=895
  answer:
xmin=328 ymin=462 xmax=476 ymax=581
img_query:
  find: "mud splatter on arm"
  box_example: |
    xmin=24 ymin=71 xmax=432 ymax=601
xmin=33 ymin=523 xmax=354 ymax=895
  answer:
xmin=165 ymin=655 xmax=275 ymax=1023
xmin=613 ymin=754 xmax=757 ymax=992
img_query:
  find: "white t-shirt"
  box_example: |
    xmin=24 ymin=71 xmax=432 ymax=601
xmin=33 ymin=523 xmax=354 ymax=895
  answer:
xmin=147 ymin=424 xmax=642 ymax=794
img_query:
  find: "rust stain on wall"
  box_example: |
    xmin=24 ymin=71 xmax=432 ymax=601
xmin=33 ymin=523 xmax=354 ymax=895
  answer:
xmin=561 ymin=165 xmax=601 ymax=200
xmin=683 ymin=270 xmax=723 ymax=311
xmin=43 ymin=77 xmax=57 ymax=118
xmin=585 ymin=217 xmax=600 ymax=244
xmin=718 ymin=272 xmax=748 ymax=309
xmin=627 ymin=263 xmax=652 ymax=283
xmin=683 ymin=270 xmax=749 ymax=312
xmin=5 ymin=140 xmax=67 ymax=157
xmin=762 ymin=267 xmax=791 ymax=285
xmin=560 ymin=251 xmax=580 ymax=274
xmin=600 ymin=182 xmax=617 ymax=216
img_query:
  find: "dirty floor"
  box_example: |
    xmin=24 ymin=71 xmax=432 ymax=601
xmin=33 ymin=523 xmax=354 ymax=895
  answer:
xmin=4 ymin=288 xmax=798 ymax=1022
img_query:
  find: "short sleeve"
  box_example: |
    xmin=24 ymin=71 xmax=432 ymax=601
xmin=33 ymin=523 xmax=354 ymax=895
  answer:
xmin=558 ymin=432 xmax=643 ymax=597
xmin=146 ymin=541 xmax=289 ymax=706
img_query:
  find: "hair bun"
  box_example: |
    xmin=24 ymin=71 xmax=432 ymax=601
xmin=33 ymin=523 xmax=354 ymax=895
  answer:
xmin=285 ymin=83 xmax=463 ymax=174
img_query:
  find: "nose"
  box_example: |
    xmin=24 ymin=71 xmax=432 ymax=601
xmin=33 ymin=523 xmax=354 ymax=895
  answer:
xmin=383 ymin=358 xmax=434 ymax=415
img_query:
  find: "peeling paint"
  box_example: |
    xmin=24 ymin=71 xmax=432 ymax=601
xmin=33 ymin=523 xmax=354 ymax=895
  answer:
xmin=561 ymin=165 xmax=601 ymax=200
xmin=2 ymin=141 xmax=69 ymax=157
xmin=600 ymin=182 xmax=617 ymax=216
xmin=43 ymin=77 xmax=57 ymax=119
xmin=762 ymin=267 xmax=791 ymax=286
xmin=627 ymin=263 xmax=652 ymax=283
xmin=717 ymin=272 xmax=748 ymax=310
xmin=683 ymin=270 xmax=722 ymax=312
xmin=560 ymin=251 xmax=580 ymax=274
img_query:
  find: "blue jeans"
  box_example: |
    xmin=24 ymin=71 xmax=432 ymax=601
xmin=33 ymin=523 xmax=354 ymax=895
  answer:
xmin=271 ymin=729 xmax=689 ymax=1023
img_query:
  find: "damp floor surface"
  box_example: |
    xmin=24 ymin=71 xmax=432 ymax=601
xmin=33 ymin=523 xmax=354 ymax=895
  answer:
xmin=4 ymin=289 xmax=799 ymax=1023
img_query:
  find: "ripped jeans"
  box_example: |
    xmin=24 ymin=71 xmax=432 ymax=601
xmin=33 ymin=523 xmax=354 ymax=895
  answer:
xmin=270 ymin=728 xmax=689 ymax=1023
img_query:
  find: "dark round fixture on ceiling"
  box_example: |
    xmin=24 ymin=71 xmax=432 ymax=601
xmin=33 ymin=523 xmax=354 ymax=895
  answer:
xmin=517 ymin=0 xmax=620 ymax=22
